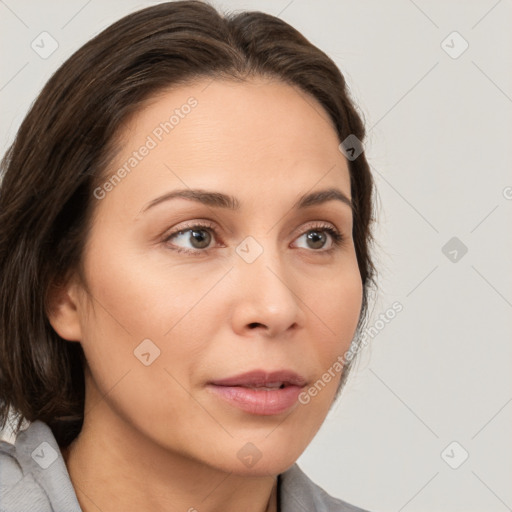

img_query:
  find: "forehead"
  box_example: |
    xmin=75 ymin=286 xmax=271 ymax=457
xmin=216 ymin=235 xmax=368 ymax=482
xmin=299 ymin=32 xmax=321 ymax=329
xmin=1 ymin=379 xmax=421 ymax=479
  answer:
xmin=99 ymin=77 xmax=351 ymax=213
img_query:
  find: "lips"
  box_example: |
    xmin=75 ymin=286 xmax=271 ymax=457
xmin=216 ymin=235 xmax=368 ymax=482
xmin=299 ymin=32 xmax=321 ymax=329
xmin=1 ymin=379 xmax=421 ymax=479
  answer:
xmin=209 ymin=369 xmax=307 ymax=388
xmin=207 ymin=370 xmax=307 ymax=415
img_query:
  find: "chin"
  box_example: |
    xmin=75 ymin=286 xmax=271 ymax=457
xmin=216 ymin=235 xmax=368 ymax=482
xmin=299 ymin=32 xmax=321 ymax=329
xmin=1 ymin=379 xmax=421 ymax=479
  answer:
xmin=206 ymin=429 xmax=311 ymax=477
xmin=216 ymin=453 xmax=300 ymax=478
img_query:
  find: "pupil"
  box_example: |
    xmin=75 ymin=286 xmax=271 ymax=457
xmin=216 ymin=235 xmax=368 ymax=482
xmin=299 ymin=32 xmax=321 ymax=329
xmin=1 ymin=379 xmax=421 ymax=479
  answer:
xmin=307 ymin=230 xmax=326 ymax=249
xmin=191 ymin=229 xmax=211 ymax=248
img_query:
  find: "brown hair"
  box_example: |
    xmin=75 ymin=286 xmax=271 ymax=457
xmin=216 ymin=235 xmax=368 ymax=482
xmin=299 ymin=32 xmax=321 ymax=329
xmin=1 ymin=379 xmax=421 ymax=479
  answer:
xmin=0 ymin=0 xmax=376 ymax=448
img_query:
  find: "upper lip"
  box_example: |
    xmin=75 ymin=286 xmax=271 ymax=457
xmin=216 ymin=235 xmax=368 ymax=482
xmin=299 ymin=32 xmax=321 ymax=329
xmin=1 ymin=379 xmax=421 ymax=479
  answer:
xmin=209 ymin=369 xmax=307 ymax=388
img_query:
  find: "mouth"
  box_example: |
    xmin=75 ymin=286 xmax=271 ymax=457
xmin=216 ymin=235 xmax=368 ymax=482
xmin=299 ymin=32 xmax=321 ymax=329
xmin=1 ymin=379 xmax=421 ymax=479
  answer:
xmin=207 ymin=369 xmax=307 ymax=416
xmin=237 ymin=382 xmax=287 ymax=390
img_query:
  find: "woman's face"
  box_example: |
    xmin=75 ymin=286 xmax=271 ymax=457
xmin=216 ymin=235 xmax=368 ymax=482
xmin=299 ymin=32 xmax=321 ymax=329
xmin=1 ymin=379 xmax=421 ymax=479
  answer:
xmin=65 ymin=77 xmax=363 ymax=475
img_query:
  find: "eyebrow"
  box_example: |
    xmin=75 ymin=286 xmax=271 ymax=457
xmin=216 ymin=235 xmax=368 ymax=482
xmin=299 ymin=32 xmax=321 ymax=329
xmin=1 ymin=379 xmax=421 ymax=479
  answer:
xmin=140 ymin=187 xmax=353 ymax=213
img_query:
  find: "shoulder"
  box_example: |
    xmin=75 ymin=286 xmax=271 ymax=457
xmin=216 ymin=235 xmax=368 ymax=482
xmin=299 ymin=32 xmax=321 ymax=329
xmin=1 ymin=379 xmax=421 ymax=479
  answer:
xmin=0 ymin=415 xmax=82 ymax=512
xmin=279 ymin=463 xmax=371 ymax=512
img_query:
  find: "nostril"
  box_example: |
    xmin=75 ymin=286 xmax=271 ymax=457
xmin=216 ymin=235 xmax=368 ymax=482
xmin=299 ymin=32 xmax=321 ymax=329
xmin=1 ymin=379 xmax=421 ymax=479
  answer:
xmin=248 ymin=322 xmax=265 ymax=329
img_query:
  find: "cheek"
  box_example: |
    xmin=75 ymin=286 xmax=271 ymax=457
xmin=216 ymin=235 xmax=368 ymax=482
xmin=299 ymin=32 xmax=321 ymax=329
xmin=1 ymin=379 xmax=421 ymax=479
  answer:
xmin=77 ymin=240 xmax=227 ymax=389
xmin=81 ymin=232 xmax=223 ymax=337
xmin=76 ymin=253 xmax=221 ymax=436
xmin=291 ymin=271 xmax=363 ymax=438
xmin=333 ymin=275 xmax=363 ymax=341
xmin=311 ymin=265 xmax=363 ymax=351
xmin=301 ymin=265 xmax=363 ymax=404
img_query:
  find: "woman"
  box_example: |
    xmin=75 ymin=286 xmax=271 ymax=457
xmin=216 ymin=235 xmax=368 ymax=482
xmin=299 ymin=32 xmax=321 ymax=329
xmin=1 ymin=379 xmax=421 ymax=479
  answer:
xmin=0 ymin=1 xmax=376 ymax=510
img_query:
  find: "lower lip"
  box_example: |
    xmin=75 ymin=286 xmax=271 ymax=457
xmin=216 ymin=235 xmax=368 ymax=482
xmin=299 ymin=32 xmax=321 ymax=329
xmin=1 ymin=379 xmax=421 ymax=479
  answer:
xmin=207 ymin=384 xmax=303 ymax=415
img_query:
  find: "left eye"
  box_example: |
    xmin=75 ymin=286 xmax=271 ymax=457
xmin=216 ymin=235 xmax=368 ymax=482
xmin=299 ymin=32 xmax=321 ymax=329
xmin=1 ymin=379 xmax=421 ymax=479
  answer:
xmin=293 ymin=227 xmax=343 ymax=251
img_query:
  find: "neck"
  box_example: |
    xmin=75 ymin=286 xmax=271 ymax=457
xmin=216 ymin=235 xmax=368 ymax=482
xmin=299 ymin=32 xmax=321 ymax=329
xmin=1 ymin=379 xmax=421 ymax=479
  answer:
xmin=62 ymin=400 xmax=278 ymax=512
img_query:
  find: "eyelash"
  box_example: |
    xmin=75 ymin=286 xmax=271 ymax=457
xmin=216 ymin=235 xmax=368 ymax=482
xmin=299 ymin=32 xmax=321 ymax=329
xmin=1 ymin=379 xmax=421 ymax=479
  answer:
xmin=162 ymin=221 xmax=345 ymax=256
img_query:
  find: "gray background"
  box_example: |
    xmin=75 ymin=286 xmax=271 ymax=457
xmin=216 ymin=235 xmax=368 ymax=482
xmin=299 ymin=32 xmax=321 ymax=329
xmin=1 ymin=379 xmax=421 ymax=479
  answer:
xmin=1 ymin=1 xmax=511 ymax=511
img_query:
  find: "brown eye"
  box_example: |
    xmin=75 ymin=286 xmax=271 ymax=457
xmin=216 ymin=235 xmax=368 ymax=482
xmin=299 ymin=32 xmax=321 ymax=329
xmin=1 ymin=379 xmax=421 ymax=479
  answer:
xmin=293 ymin=225 xmax=343 ymax=252
xmin=166 ymin=225 xmax=214 ymax=251
xmin=304 ymin=230 xmax=328 ymax=249
xmin=188 ymin=228 xmax=212 ymax=249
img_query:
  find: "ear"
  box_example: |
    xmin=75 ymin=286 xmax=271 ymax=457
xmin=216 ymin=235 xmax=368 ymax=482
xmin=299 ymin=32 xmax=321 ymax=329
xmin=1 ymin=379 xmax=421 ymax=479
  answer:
xmin=46 ymin=275 xmax=84 ymax=342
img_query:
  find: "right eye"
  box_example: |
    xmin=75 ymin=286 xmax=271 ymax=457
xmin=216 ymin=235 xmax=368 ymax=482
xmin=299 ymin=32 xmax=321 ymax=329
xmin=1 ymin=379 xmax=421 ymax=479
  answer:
xmin=163 ymin=222 xmax=219 ymax=255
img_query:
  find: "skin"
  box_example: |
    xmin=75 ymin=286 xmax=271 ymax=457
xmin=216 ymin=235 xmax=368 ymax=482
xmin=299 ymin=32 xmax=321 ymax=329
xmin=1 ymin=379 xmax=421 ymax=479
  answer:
xmin=49 ymin=76 xmax=363 ymax=512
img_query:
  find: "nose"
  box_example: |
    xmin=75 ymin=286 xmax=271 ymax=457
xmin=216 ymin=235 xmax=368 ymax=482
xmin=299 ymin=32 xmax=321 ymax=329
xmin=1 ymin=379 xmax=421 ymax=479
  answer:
xmin=229 ymin=243 xmax=305 ymax=338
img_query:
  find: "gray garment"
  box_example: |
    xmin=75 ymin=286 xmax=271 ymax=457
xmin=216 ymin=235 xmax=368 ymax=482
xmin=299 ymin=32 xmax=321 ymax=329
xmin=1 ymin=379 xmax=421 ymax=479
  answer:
xmin=0 ymin=420 xmax=370 ymax=512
